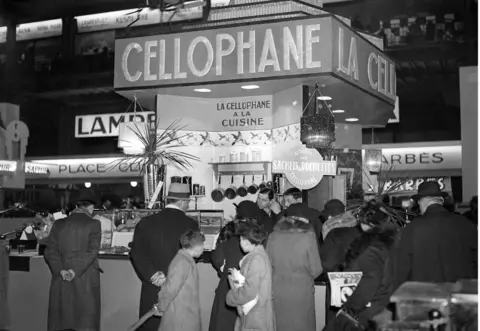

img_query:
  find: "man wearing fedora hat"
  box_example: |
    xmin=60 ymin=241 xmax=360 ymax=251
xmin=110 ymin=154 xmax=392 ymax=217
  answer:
xmin=131 ymin=183 xmax=199 ymax=331
xmin=44 ymin=189 xmax=102 ymax=331
xmin=393 ymin=181 xmax=477 ymax=288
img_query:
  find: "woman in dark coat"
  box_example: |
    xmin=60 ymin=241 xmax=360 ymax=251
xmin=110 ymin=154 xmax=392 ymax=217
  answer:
xmin=44 ymin=190 xmax=102 ymax=331
xmin=209 ymin=220 xmax=245 ymax=331
xmin=324 ymin=202 xmax=399 ymax=331
xmin=266 ymin=216 xmax=323 ymax=331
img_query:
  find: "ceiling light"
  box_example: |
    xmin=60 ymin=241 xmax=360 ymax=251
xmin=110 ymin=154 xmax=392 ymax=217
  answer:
xmin=130 ymin=181 xmax=138 ymax=187
xmin=345 ymin=118 xmax=359 ymax=122
xmin=241 ymin=85 xmax=259 ymax=90
xmin=332 ymin=109 xmax=345 ymax=113
xmin=84 ymin=182 xmax=91 ymax=188
xmin=317 ymin=96 xmax=332 ymax=101
xmin=194 ymin=88 xmax=211 ymax=92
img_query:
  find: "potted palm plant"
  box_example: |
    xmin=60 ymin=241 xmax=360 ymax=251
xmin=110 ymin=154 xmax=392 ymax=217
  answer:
xmin=114 ymin=118 xmax=199 ymax=208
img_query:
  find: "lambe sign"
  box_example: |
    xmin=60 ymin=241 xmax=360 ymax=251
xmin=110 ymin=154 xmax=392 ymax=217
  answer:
xmin=75 ymin=111 xmax=155 ymax=138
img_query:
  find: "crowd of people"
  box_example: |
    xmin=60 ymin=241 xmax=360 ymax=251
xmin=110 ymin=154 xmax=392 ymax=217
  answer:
xmin=0 ymin=181 xmax=477 ymax=331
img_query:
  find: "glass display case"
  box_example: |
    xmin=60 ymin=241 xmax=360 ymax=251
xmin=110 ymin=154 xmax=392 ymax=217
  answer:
xmin=94 ymin=208 xmax=224 ymax=255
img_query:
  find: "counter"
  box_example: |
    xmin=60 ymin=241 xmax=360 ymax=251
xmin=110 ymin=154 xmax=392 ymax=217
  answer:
xmin=8 ymin=252 xmax=327 ymax=331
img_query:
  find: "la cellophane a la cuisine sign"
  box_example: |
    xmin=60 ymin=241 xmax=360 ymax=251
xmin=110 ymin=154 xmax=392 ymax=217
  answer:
xmin=273 ymin=142 xmax=337 ymax=190
xmin=114 ymin=16 xmax=396 ymax=105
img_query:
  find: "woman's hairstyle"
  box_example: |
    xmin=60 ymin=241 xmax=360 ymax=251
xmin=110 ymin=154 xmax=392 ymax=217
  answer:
xmin=217 ymin=221 xmax=239 ymax=244
xmin=259 ymin=188 xmax=274 ymax=201
xmin=238 ymin=221 xmax=267 ymax=246
xmin=180 ymin=230 xmax=205 ymax=249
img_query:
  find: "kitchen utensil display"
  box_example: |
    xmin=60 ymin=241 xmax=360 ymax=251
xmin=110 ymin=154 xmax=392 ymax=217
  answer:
xmin=225 ymin=175 xmax=238 ymax=200
xmin=237 ymin=175 xmax=248 ymax=197
xmin=248 ymin=174 xmax=259 ymax=194
xmin=211 ymin=176 xmax=225 ymax=203
xmin=259 ymin=174 xmax=267 ymax=190
xmin=171 ymin=176 xmax=182 ymax=183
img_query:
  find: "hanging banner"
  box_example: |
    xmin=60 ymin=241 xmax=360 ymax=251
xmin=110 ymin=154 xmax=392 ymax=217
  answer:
xmin=157 ymin=95 xmax=272 ymax=132
xmin=272 ymin=141 xmax=337 ymax=190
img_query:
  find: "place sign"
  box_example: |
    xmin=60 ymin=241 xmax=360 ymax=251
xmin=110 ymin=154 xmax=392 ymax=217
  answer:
xmin=75 ymin=111 xmax=156 ymax=138
xmin=383 ymin=177 xmax=449 ymax=193
xmin=32 ymin=158 xmax=142 ymax=179
xmin=272 ymin=146 xmax=337 ymax=190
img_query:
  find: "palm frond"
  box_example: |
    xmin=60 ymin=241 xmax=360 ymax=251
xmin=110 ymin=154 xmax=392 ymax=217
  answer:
xmin=108 ymin=118 xmax=199 ymax=172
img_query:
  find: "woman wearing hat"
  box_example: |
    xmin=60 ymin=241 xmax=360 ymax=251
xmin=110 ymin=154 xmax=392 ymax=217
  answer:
xmin=324 ymin=201 xmax=398 ymax=331
xmin=44 ymin=190 xmax=102 ymax=331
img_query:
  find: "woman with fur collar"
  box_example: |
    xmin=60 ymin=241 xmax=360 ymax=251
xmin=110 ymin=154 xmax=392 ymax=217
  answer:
xmin=324 ymin=202 xmax=399 ymax=331
xmin=266 ymin=216 xmax=323 ymax=331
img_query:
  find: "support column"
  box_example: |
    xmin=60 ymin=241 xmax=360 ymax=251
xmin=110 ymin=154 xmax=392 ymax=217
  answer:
xmin=4 ymin=18 xmax=18 ymax=103
xmin=61 ymin=17 xmax=77 ymax=66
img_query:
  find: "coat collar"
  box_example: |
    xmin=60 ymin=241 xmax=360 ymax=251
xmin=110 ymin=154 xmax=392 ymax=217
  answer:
xmin=274 ymin=218 xmax=314 ymax=233
xmin=177 ymin=249 xmax=195 ymax=264
xmin=422 ymin=204 xmax=447 ymax=217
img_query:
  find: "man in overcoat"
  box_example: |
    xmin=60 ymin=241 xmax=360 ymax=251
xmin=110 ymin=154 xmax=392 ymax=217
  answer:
xmin=130 ymin=183 xmax=199 ymax=331
xmin=44 ymin=190 xmax=102 ymax=331
xmin=394 ymin=181 xmax=478 ymax=289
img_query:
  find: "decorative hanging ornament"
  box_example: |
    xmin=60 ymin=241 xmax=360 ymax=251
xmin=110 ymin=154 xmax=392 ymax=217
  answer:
xmin=300 ymin=83 xmax=336 ymax=157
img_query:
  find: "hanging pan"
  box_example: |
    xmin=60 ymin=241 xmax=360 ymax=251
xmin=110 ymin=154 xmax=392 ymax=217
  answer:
xmin=259 ymin=174 xmax=267 ymax=190
xmin=237 ymin=174 xmax=248 ymax=198
xmin=248 ymin=174 xmax=259 ymax=195
xmin=211 ymin=175 xmax=225 ymax=203
xmin=225 ymin=175 xmax=238 ymax=200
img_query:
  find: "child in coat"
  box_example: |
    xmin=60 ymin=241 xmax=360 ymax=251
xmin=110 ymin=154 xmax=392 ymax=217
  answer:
xmin=154 ymin=230 xmax=205 ymax=331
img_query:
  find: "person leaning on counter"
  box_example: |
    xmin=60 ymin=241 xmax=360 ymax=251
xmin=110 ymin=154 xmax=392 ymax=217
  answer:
xmin=130 ymin=183 xmax=199 ymax=331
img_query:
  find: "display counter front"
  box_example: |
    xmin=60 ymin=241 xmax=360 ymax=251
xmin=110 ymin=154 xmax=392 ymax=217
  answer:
xmin=8 ymin=253 xmax=327 ymax=331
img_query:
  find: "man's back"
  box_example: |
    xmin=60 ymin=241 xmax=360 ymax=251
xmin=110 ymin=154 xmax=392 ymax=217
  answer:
xmin=395 ymin=204 xmax=477 ymax=286
xmin=131 ymin=208 xmax=199 ymax=281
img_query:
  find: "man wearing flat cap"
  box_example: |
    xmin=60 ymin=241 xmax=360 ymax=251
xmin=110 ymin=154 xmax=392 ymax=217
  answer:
xmin=44 ymin=189 xmax=102 ymax=331
xmin=393 ymin=181 xmax=478 ymax=289
xmin=131 ymin=183 xmax=199 ymax=331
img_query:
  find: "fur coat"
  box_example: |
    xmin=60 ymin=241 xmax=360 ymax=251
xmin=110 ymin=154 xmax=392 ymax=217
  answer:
xmin=267 ymin=219 xmax=323 ymax=331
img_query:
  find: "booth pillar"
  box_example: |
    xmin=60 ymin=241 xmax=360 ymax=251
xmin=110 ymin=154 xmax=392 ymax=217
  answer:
xmin=459 ymin=67 xmax=478 ymax=202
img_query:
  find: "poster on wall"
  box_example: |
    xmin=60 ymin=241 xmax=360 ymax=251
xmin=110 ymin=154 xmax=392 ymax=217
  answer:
xmin=157 ymin=95 xmax=273 ymax=132
xmin=328 ymin=272 xmax=363 ymax=307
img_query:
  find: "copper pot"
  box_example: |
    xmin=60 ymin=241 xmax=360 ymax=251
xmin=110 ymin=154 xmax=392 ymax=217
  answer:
xmin=237 ymin=174 xmax=248 ymax=197
xmin=211 ymin=176 xmax=225 ymax=203
xmin=225 ymin=175 xmax=237 ymax=200
xmin=248 ymin=174 xmax=259 ymax=195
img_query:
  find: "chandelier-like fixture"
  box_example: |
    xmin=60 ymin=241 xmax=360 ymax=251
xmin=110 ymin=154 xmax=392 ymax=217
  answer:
xmin=300 ymin=83 xmax=336 ymax=159
xmin=364 ymin=149 xmax=383 ymax=173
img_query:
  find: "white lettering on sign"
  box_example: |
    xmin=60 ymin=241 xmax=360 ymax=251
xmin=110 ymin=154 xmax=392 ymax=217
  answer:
xmin=0 ymin=160 xmax=17 ymax=173
xmin=121 ymin=23 xmax=322 ymax=83
xmin=25 ymin=162 xmax=49 ymax=175
xmin=75 ymin=7 xmax=202 ymax=34
xmin=75 ymin=111 xmax=156 ymax=138
xmin=362 ymin=144 xmax=461 ymax=172
xmin=0 ymin=19 xmax=62 ymax=43
xmin=33 ymin=158 xmax=142 ymax=179
xmin=384 ymin=177 xmax=446 ymax=192
xmin=337 ymin=27 xmax=359 ymax=81
xmin=367 ymin=52 xmax=396 ymax=100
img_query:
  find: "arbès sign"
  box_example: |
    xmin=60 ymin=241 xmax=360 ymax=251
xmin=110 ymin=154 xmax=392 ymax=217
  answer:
xmin=75 ymin=112 xmax=155 ymax=138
